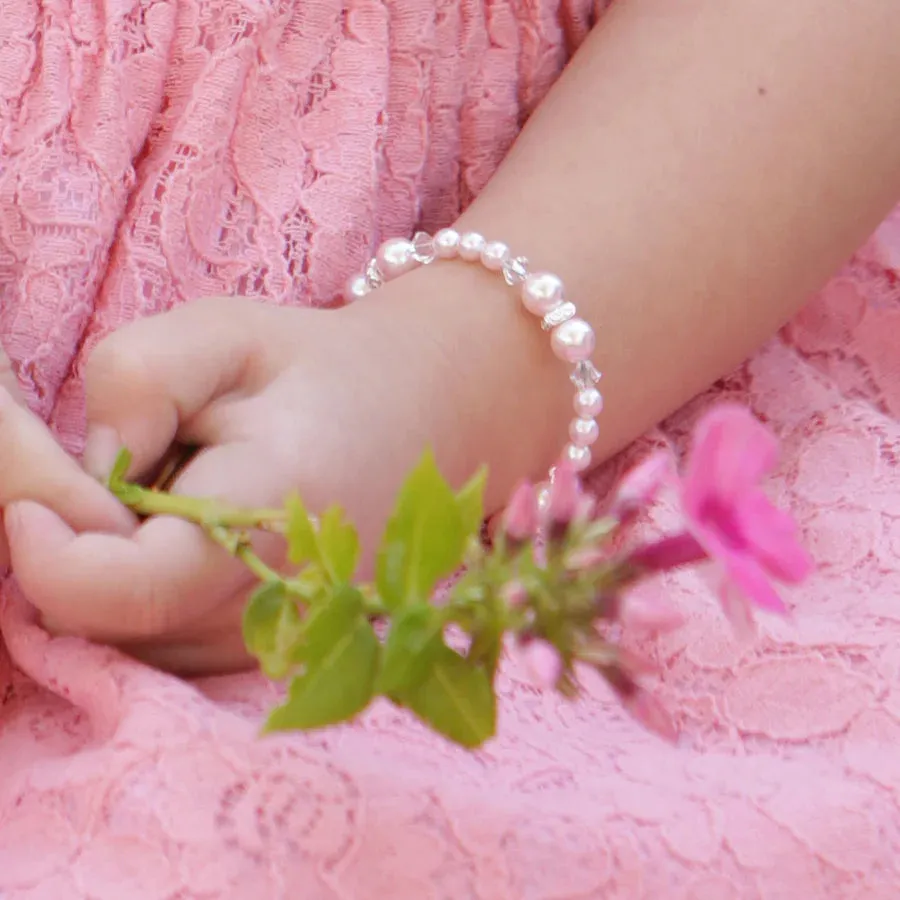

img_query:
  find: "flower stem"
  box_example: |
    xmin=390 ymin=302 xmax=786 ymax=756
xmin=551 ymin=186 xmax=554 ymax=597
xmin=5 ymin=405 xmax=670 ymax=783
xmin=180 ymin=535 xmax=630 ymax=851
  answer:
xmin=206 ymin=525 xmax=282 ymax=583
xmin=113 ymin=483 xmax=288 ymax=532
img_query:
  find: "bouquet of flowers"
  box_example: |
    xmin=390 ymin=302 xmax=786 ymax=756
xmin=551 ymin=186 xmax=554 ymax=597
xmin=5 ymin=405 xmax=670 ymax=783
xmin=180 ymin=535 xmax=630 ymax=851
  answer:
xmin=108 ymin=404 xmax=813 ymax=749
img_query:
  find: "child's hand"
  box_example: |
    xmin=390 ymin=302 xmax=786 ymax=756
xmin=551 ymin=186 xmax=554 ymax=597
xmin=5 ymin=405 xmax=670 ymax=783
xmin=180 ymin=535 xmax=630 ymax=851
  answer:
xmin=0 ymin=348 xmax=135 ymax=571
xmin=3 ymin=291 xmax=504 ymax=673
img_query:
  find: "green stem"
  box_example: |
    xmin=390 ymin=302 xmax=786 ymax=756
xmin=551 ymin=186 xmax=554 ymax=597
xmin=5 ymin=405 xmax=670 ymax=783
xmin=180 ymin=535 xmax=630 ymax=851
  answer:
xmin=113 ymin=483 xmax=288 ymax=532
xmin=206 ymin=525 xmax=282 ymax=583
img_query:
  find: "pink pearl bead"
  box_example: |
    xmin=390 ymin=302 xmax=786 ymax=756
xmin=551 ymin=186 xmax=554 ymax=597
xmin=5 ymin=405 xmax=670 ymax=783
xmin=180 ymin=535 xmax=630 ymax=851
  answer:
xmin=535 ymin=481 xmax=552 ymax=512
xmin=522 ymin=272 xmax=564 ymax=316
xmin=551 ymin=317 xmax=595 ymax=362
xmin=569 ymin=417 xmax=599 ymax=447
xmin=459 ymin=232 xmax=486 ymax=261
xmin=564 ymin=443 xmax=592 ymax=472
xmin=481 ymin=241 xmax=510 ymax=271
xmin=434 ymin=228 xmax=461 ymax=259
xmin=375 ymin=238 xmax=417 ymax=280
xmin=344 ymin=273 xmax=370 ymax=302
xmin=573 ymin=388 xmax=603 ymax=418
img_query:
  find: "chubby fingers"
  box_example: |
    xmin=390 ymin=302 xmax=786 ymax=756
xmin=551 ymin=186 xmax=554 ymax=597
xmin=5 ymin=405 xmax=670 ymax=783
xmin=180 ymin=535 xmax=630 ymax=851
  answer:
xmin=0 ymin=378 xmax=137 ymax=570
xmin=82 ymin=297 xmax=277 ymax=482
xmin=0 ymin=388 xmax=135 ymax=531
xmin=6 ymin=438 xmax=293 ymax=643
xmin=5 ymin=501 xmax=246 ymax=641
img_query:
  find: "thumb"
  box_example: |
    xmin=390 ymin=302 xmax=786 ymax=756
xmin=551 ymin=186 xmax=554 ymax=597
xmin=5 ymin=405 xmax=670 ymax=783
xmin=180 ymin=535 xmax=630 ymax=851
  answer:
xmin=82 ymin=297 xmax=269 ymax=481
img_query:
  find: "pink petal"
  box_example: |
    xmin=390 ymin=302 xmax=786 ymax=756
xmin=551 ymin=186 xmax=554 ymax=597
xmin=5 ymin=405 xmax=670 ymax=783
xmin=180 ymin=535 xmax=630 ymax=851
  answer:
xmin=717 ymin=575 xmax=759 ymax=641
xmin=721 ymin=551 xmax=788 ymax=614
xmin=611 ymin=451 xmax=673 ymax=517
xmin=733 ymin=493 xmax=815 ymax=584
xmin=683 ymin=405 xmax=779 ymax=508
xmin=619 ymin=594 xmax=685 ymax=635
xmin=628 ymin=532 xmax=708 ymax=573
xmin=622 ymin=689 xmax=678 ymax=742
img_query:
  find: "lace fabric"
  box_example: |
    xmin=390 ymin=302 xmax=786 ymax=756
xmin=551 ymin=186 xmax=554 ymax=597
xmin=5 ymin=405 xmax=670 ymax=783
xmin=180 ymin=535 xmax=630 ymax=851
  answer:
xmin=2 ymin=1 xmax=900 ymax=897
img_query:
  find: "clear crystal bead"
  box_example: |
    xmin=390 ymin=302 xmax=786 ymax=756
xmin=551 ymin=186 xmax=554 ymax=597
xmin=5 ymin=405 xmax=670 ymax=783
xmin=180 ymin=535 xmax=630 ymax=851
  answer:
xmin=365 ymin=258 xmax=384 ymax=289
xmin=501 ymin=255 xmax=529 ymax=286
xmin=570 ymin=360 xmax=602 ymax=390
xmin=412 ymin=231 xmax=436 ymax=264
xmin=541 ymin=301 xmax=577 ymax=331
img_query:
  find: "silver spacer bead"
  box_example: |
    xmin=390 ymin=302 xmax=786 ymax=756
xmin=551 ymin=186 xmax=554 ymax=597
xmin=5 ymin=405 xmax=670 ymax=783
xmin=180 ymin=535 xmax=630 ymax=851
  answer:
xmin=541 ymin=301 xmax=577 ymax=331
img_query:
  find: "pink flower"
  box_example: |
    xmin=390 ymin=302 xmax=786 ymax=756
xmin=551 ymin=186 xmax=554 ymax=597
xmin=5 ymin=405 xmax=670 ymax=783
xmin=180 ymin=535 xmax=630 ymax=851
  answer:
xmin=610 ymin=450 xmax=673 ymax=520
xmin=518 ymin=638 xmax=563 ymax=689
xmin=681 ymin=405 xmax=814 ymax=614
xmin=545 ymin=462 xmax=583 ymax=525
xmin=503 ymin=481 xmax=539 ymax=542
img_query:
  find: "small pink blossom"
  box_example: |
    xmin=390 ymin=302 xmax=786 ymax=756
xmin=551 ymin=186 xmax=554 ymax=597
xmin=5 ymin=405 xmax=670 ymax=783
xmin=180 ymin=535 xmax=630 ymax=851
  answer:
xmin=611 ymin=450 xmax=673 ymax=520
xmin=619 ymin=593 xmax=685 ymax=635
xmin=544 ymin=462 xmax=587 ymax=525
xmin=503 ymin=481 xmax=539 ymax=542
xmin=518 ymin=638 xmax=563 ymax=689
xmin=500 ymin=579 xmax=528 ymax=607
xmin=681 ymin=405 xmax=814 ymax=614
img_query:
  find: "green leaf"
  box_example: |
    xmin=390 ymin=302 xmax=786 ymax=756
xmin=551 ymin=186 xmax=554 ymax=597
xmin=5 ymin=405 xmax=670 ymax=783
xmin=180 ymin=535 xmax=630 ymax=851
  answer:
xmin=377 ymin=605 xmax=442 ymax=697
xmin=375 ymin=449 xmax=465 ymax=611
xmin=285 ymin=497 xmax=359 ymax=586
xmin=456 ymin=467 xmax=487 ymax=540
xmin=467 ymin=620 xmax=504 ymax=681
xmin=243 ymin=581 xmax=303 ymax=680
xmin=264 ymin=585 xmax=380 ymax=732
xmin=403 ymin=644 xmax=496 ymax=749
xmin=317 ymin=505 xmax=360 ymax=583
xmin=285 ymin=494 xmax=320 ymax=567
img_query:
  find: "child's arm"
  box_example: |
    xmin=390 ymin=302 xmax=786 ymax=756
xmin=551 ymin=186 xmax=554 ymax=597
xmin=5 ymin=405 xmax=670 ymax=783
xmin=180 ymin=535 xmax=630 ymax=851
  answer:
xmin=7 ymin=0 xmax=900 ymax=671
xmin=352 ymin=0 xmax=900 ymax=500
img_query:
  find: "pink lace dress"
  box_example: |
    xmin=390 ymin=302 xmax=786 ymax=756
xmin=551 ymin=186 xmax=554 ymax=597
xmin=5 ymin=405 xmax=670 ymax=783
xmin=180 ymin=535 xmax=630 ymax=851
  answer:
xmin=2 ymin=1 xmax=900 ymax=897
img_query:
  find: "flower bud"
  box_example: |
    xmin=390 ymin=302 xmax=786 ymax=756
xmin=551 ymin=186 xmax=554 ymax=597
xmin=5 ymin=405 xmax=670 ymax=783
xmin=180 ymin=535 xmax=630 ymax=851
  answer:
xmin=626 ymin=533 xmax=707 ymax=574
xmin=610 ymin=451 xmax=672 ymax=522
xmin=545 ymin=463 xmax=582 ymax=527
xmin=500 ymin=579 xmax=528 ymax=608
xmin=618 ymin=593 xmax=684 ymax=635
xmin=517 ymin=638 xmax=563 ymax=690
xmin=502 ymin=481 xmax=539 ymax=543
xmin=622 ymin=689 xmax=678 ymax=742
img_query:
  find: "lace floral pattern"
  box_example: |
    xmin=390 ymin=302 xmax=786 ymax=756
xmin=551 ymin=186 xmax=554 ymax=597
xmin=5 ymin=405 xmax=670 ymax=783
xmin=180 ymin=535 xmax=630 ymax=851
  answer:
xmin=1 ymin=1 xmax=900 ymax=897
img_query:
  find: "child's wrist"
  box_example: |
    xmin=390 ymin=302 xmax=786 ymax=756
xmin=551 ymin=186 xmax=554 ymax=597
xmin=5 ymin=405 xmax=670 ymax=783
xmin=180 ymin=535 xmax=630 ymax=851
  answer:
xmin=341 ymin=259 xmax=575 ymax=502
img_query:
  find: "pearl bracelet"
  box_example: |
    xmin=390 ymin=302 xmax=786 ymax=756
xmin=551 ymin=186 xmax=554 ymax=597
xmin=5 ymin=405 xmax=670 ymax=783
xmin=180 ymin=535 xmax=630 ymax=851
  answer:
xmin=342 ymin=229 xmax=603 ymax=477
